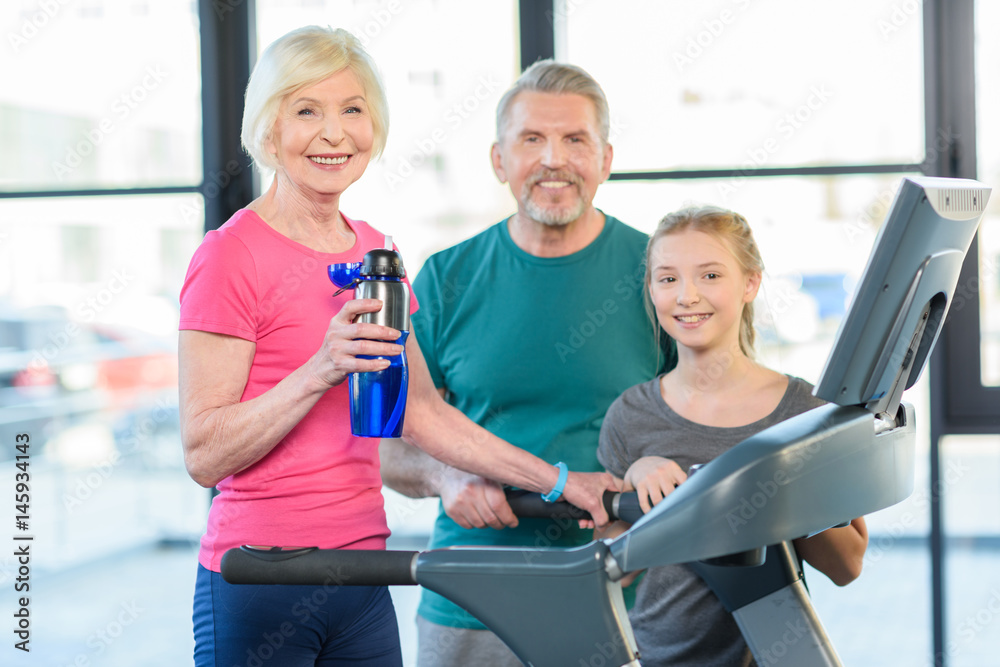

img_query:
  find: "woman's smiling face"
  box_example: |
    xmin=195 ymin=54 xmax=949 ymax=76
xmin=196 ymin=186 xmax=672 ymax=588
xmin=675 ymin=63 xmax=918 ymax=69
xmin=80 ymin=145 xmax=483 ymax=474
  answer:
xmin=266 ymin=68 xmax=375 ymax=199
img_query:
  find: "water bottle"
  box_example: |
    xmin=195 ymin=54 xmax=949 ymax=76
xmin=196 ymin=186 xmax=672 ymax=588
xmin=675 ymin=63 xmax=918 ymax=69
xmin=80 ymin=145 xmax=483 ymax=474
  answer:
xmin=328 ymin=237 xmax=410 ymax=437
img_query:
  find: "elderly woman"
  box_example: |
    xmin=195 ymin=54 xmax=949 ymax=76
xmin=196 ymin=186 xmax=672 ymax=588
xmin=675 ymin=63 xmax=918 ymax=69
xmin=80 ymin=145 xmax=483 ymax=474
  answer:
xmin=180 ymin=26 xmax=616 ymax=665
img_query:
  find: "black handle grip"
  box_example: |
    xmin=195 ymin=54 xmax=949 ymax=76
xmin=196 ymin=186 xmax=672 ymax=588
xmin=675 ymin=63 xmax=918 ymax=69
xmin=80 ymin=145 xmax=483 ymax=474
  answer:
xmin=607 ymin=491 xmax=644 ymax=524
xmin=221 ymin=546 xmax=418 ymax=586
xmin=504 ymin=489 xmax=593 ymax=520
xmin=503 ymin=489 xmax=645 ymax=524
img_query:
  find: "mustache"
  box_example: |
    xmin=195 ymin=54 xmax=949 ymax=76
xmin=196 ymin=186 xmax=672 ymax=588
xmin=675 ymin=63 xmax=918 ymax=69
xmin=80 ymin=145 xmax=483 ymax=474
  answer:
xmin=526 ymin=169 xmax=583 ymax=188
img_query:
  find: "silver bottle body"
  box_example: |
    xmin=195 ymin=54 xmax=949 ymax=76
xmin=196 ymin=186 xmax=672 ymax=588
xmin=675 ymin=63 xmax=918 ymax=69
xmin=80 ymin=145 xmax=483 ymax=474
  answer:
xmin=355 ymin=279 xmax=410 ymax=331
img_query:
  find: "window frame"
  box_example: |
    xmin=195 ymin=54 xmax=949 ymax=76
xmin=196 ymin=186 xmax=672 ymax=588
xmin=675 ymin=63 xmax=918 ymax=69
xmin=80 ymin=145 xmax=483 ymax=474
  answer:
xmin=0 ymin=0 xmax=255 ymax=233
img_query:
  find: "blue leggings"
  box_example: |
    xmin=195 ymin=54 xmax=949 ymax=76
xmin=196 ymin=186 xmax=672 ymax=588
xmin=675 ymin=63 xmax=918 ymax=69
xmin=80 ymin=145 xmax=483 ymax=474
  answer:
xmin=193 ymin=564 xmax=403 ymax=667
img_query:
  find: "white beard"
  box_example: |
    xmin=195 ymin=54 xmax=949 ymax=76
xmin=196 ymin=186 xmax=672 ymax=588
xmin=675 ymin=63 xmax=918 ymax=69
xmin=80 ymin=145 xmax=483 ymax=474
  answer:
xmin=522 ymin=187 xmax=586 ymax=227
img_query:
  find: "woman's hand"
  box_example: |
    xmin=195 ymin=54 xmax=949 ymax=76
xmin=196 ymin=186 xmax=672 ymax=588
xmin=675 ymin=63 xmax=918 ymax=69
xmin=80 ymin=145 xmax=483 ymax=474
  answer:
xmin=307 ymin=298 xmax=405 ymax=389
xmin=181 ymin=298 xmax=402 ymax=487
xmin=624 ymin=456 xmax=687 ymax=514
xmin=561 ymin=471 xmax=621 ymax=528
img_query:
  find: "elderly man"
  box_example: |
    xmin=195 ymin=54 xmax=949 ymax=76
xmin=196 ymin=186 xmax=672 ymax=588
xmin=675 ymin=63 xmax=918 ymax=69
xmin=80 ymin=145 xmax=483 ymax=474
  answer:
xmin=380 ymin=60 xmax=675 ymax=666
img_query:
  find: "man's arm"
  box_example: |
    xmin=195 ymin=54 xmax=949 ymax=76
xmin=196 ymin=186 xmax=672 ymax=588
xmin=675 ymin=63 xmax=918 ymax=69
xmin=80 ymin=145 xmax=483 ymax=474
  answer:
xmin=383 ymin=332 xmax=616 ymax=529
xmin=380 ymin=388 xmax=450 ymax=498
xmin=380 ymin=436 xmax=519 ymax=529
xmin=380 ymin=383 xmax=519 ymax=530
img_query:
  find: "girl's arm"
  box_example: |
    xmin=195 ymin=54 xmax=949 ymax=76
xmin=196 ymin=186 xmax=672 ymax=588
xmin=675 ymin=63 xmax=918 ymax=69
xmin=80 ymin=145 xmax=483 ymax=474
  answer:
xmin=616 ymin=455 xmax=868 ymax=586
xmin=793 ymin=517 xmax=868 ymax=586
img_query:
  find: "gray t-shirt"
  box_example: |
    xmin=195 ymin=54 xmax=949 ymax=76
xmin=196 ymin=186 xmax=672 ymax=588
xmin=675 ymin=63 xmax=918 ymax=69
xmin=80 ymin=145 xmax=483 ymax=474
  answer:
xmin=597 ymin=375 xmax=825 ymax=667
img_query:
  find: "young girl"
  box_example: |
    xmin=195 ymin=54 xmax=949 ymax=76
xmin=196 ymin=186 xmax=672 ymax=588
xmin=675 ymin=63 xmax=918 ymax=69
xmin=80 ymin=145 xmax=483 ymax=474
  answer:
xmin=597 ymin=205 xmax=868 ymax=666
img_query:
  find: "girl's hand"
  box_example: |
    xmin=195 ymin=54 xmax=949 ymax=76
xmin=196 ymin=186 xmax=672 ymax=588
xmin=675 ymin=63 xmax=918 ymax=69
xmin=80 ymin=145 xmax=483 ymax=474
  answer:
xmin=308 ymin=298 xmax=404 ymax=389
xmin=624 ymin=456 xmax=688 ymax=514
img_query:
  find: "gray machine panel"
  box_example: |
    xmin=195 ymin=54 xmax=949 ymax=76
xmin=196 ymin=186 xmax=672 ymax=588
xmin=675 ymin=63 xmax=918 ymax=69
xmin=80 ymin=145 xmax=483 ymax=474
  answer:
xmin=814 ymin=176 xmax=987 ymax=408
xmin=610 ymin=403 xmax=915 ymax=573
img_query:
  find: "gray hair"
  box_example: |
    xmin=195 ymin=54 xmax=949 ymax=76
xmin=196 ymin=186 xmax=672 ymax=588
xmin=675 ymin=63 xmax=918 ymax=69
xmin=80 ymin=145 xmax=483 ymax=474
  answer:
xmin=241 ymin=26 xmax=389 ymax=173
xmin=495 ymin=59 xmax=610 ymax=144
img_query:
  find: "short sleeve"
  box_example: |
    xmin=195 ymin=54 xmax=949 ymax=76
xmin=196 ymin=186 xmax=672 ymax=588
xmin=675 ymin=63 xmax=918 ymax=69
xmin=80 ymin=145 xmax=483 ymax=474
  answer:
xmin=179 ymin=231 xmax=259 ymax=341
xmin=597 ymin=396 xmax=632 ymax=478
xmin=410 ymin=260 xmax=445 ymax=388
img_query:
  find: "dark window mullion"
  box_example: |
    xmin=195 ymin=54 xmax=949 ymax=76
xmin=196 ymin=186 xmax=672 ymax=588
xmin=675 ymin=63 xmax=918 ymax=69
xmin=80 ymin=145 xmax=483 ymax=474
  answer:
xmin=924 ymin=1 xmax=983 ymax=665
xmin=199 ymin=0 xmax=255 ymax=233
xmin=518 ymin=0 xmax=555 ymax=71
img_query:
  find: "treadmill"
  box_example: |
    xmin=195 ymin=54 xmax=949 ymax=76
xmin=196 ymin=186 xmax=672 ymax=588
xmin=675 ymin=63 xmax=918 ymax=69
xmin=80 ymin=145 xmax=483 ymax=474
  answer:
xmin=222 ymin=176 xmax=991 ymax=666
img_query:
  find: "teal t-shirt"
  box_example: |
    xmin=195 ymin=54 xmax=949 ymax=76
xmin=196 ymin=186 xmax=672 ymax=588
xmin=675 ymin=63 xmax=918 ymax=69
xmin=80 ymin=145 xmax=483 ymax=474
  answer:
xmin=412 ymin=213 xmax=675 ymax=629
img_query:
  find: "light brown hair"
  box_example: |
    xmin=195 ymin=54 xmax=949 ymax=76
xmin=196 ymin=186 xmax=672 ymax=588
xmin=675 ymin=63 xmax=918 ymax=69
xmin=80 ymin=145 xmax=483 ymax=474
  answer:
xmin=645 ymin=205 xmax=765 ymax=357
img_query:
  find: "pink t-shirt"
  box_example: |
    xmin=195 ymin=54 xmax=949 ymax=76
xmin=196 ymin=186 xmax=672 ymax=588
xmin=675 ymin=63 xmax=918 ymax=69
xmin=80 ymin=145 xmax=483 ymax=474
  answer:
xmin=179 ymin=209 xmax=418 ymax=572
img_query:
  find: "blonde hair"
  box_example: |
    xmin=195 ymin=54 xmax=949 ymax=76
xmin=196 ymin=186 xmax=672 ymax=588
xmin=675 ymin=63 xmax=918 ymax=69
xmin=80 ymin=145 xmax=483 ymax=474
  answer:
xmin=241 ymin=26 xmax=389 ymax=173
xmin=645 ymin=205 xmax=765 ymax=357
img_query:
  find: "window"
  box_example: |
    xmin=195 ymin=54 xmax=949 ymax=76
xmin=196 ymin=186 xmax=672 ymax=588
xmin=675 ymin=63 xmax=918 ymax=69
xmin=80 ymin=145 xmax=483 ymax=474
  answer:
xmin=975 ymin=0 xmax=1000 ymax=386
xmin=558 ymin=0 xmax=923 ymax=172
xmin=0 ymin=2 xmax=206 ymax=568
xmin=0 ymin=2 xmax=202 ymax=191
